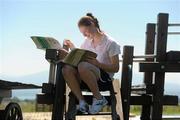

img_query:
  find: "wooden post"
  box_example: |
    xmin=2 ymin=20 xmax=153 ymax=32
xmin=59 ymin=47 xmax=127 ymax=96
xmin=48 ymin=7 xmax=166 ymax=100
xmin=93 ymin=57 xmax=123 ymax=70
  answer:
xmin=143 ymin=23 xmax=156 ymax=92
xmin=121 ymin=46 xmax=134 ymax=120
xmin=0 ymin=89 xmax=12 ymax=98
xmin=141 ymin=23 xmax=156 ymax=120
xmin=113 ymin=80 xmax=124 ymax=120
xmin=52 ymin=63 xmax=65 ymax=120
xmin=151 ymin=13 xmax=169 ymax=120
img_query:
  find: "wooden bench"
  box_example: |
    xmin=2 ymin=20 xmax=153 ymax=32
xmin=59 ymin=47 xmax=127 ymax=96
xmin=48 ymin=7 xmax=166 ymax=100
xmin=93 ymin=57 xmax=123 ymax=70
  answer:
xmin=66 ymin=80 xmax=123 ymax=120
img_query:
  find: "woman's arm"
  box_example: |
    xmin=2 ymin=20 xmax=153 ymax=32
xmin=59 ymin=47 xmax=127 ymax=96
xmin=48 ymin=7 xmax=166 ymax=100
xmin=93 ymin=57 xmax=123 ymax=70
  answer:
xmin=86 ymin=55 xmax=120 ymax=73
xmin=64 ymin=39 xmax=75 ymax=50
xmin=99 ymin=55 xmax=119 ymax=72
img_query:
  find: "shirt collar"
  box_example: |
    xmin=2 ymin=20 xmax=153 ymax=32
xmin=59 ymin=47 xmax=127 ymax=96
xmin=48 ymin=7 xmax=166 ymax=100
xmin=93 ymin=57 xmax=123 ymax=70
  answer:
xmin=90 ymin=34 xmax=106 ymax=48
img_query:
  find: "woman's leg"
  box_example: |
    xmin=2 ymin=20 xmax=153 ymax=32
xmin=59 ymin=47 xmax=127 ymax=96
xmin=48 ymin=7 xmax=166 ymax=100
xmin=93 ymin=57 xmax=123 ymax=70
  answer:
xmin=62 ymin=65 xmax=84 ymax=101
xmin=78 ymin=62 xmax=102 ymax=100
xmin=78 ymin=62 xmax=108 ymax=114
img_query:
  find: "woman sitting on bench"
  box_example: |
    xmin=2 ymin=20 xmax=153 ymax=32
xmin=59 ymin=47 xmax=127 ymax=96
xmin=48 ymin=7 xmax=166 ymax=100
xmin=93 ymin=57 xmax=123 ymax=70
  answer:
xmin=62 ymin=13 xmax=120 ymax=114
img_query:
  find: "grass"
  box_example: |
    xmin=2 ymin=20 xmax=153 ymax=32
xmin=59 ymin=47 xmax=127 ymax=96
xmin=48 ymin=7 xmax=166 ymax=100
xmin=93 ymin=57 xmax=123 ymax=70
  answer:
xmin=130 ymin=105 xmax=180 ymax=115
xmin=0 ymin=97 xmax=37 ymax=112
xmin=163 ymin=106 xmax=180 ymax=115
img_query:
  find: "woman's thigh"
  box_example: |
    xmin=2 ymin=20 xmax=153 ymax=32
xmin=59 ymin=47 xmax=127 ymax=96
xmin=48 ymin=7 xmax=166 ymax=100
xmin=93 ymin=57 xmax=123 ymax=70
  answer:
xmin=62 ymin=64 xmax=81 ymax=82
xmin=78 ymin=62 xmax=101 ymax=80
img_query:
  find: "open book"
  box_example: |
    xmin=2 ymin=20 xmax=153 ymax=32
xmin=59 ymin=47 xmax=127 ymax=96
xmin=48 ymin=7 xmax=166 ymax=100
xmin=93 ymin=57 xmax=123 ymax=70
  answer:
xmin=31 ymin=36 xmax=61 ymax=50
xmin=31 ymin=36 xmax=97 ymax=67
xmin=63 ymin=48 xmax=97 ymax=67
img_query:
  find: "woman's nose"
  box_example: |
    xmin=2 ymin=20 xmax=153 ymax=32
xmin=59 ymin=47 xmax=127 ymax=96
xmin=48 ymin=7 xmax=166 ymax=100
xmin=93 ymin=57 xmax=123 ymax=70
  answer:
xmin=83 ymin=33 xmax=88 ymax=37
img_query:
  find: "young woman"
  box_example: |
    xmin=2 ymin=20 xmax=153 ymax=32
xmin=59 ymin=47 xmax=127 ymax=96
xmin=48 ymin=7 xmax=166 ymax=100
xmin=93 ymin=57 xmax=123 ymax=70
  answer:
xmin=61 ymin=13 xmax=120 ymax=114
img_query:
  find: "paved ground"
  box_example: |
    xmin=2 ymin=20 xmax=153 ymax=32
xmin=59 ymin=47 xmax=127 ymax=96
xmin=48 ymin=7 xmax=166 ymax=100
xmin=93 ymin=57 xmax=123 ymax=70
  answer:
xmin=23 ymin=112 xmax=140 ymax=120
xmin=23 ymin=112 xmax=180 ymax=120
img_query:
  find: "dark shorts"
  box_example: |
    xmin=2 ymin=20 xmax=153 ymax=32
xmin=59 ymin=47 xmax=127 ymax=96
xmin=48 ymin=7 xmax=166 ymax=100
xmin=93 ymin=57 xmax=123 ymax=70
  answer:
xmin=98 ymin=69 xmax=112 ymax=90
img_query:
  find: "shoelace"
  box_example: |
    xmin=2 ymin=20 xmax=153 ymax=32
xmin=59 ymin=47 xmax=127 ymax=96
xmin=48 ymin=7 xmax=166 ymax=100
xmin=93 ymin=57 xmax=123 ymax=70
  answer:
xmin=92 ymin=98 xmax=104 ymax=106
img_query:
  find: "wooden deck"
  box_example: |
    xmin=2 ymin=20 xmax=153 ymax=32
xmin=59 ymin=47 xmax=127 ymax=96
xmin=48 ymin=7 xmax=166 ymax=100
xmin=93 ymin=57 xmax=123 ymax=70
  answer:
xmin=23 ymin=112 xmax=139 ymax=120
xmin=23 ymin=112 xmax=180 ymax=120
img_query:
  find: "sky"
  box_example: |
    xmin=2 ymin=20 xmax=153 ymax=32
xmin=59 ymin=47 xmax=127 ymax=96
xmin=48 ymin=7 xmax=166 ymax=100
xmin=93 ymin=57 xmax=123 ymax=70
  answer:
xmin=0 ymin=0 xmax=180 ymax=84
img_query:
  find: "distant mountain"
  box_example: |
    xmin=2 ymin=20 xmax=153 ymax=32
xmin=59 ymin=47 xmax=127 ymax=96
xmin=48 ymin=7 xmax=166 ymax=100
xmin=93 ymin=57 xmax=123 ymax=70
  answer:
xmin=0 ymin=71 xmax=49 ymax=85
xmin=0 ymin=71 xmax=49 ymax=99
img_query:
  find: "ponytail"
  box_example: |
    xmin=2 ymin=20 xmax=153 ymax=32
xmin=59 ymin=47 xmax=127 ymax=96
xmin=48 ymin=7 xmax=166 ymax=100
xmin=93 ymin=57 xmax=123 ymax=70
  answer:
xmin=78 ymin=13 xmax=101 ymax=31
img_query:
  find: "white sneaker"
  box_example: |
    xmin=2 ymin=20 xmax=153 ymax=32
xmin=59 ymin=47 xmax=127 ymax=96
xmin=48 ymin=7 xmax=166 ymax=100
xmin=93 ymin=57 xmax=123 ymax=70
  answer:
xmin=79 ymin=100 xmax=89 ymax=113
xmin=89 ymin=96 xmax=108 ymax=114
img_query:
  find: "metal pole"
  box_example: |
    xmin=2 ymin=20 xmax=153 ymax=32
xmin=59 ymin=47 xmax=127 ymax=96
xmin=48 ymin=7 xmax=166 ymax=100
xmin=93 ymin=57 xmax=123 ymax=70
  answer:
xmin=52 ymin=63 xmax=65 ymax=120
xmin=168 ymin=23 xmax=180 ymax=26
xmin=119 ymin=59 xmax=147 ymax=62
xmin=48 ymin=62 xmax=56 ymax=84
xmin=133 ymin=55 xmax=156 ymax=59
xmin=122 ymin=55 xmax=156 ymax=59
xmin=168 ymin=32 xmax=180 ymax=35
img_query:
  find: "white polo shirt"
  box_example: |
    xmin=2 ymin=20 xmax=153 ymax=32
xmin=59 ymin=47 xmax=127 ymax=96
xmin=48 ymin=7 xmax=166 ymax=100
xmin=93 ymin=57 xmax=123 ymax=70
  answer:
xmin=80 ymin=33 xmax=121 ymax=78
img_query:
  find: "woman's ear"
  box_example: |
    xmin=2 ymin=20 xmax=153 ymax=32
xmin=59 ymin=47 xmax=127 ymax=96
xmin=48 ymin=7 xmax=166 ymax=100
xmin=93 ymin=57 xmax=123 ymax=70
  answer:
xmin=90 ymin=21 xmax=95 ymax=27
xmin=90 ymin=25 xmax=98 ymax=33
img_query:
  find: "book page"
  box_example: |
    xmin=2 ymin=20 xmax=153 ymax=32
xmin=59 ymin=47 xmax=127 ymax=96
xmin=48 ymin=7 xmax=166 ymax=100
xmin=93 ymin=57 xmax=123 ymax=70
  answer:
xmin=63 ymin=49 xmax=85 ymax=67
xmin=63 ymin=48 xmax=97 ymax=67
xmin=31 ymin=36 xmax=62 ymax=50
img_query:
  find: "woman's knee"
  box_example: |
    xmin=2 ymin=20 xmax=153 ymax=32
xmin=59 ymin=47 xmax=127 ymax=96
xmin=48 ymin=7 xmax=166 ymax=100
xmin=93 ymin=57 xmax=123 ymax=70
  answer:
xmin=62 ymin=65 xmax=77 ymax=76
xmin=78 ymin=62 xmax=89 ymax=74
xmin=78 ymin=62 xmax=101 ymax=79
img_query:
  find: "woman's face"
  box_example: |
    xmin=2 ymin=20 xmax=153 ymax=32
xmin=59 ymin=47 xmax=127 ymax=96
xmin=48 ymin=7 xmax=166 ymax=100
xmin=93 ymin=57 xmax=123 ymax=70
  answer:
xmin=79 ymin=25 xmax=96 ymax=40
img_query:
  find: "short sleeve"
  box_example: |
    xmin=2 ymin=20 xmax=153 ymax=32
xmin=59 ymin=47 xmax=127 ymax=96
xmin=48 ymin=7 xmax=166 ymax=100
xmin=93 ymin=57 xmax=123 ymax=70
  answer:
xmin=108 ymin=41 xmax=121 ymax=57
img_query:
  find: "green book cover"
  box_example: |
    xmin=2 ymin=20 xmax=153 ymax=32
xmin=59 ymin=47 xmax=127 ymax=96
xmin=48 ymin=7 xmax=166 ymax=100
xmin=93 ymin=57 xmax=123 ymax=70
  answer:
xmin=63 ymin=48 xmax=97 ymax=67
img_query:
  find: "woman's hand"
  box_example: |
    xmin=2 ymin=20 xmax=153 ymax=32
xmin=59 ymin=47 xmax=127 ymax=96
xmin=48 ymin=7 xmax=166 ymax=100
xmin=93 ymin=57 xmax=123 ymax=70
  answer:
xmin=86 ymin=55 xmax=120 ymax=72
xmin=63 ymin=39 xmax=75 ymax=50
xmin=58 ymin=48 xmax=69 ymax=60
xmin=86 ymin=57 xmax=101 ymax=67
